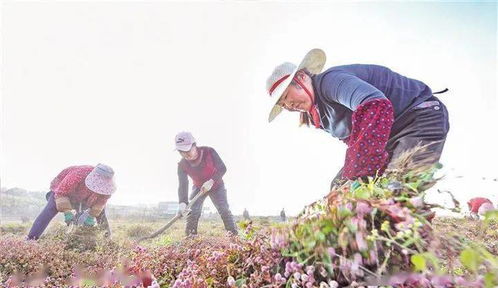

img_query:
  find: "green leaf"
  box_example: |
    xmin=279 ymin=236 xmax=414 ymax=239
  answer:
xmin=381 ymin=221 xmax=390 ymax=232
xmin=402 ymin=237 xmax=417 ymax=247
xmin=339 ymin=207 xmax=353 ymax=218
xmin=321 ymin=220 xmax=336 ymax=235
xmin=235 ymin=278 xmax=247 ymax=287
xmin=346 ymin=219 xmax=358 ymax=233
xmin=404 ymin=182 xmax=419 ymax=192
xmin=81 ymin=279 xmax=97 ymax=288
xmin=322 ymin=252 xmax=334 ymax=276
xmin=484 ymin=272 xmax=497 ymax=288
xmin=354 ymin=187 xmax=370 ymax=199
xmin=373 ymin=186 xmax=388 ymax=197
xmin=338 ymin=228 xmax=350 ymax=250
xmin=484 ymin=210 xmax=498 ymax=224
xmin=315 ymin=231 xmax=326 ymax=242
xmin=304 ymin=239 xmax=317 ymax=249
xmin=425 ymin=253 xmax=441 ymax=273
xmin=460 ymin=248 xmax=480 ymax=272
xmin=411 ymin=254 xmax=426 ymax=271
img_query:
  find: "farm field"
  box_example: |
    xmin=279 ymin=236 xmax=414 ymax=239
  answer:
xmin=1 ymin=213 xmax=497 ymax=287
xmin=2 ymin=163 xmax=498 ymax=287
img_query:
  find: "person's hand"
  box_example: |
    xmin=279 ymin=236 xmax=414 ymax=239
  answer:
xmin=177 ymin=202 xmax=188 ymax=217
xmin=64 ymin=211 xmax=75 ymax=225
xmin=201 ymin=179 xmax=214 ymax=192
xmin=83 ymin=215 xmax=96 ymax=226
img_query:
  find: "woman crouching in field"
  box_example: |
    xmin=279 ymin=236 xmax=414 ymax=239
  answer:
xmin=27 ymin=164 xmax=116 ymax=239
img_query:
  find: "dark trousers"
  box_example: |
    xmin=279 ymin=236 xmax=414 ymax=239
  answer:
xmin=185 ymin=184 xmax=237 ymax=236
xmin=386 ymin=96 xmax=449 ymax=168
xmin=332 ymin=96 xmax=449 ymax=186
xmin=27 ymin=192 xmax=110 ymax=240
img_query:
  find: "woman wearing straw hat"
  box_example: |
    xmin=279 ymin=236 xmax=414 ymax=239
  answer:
xmin=266 ymin=49 xmax=449 ymax=186
xmin=27 ymin=163 xmax=116 ymax=239
xmin=174 ymin=131 xmax=237 ymax=236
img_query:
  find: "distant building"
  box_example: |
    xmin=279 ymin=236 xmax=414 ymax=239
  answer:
xmin=158 ymin=201 xmax=179 ymax=215
xmin=107 ymin=205 xmax=145 ymax=218
xmin=156 ymin=202 xmax=214 ymax=218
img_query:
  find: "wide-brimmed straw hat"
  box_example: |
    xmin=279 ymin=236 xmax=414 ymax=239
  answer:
xmin=266 ymin=48 xmax=326 ymax=122
xmin=85 ymin=163 xmax=116 ymax=196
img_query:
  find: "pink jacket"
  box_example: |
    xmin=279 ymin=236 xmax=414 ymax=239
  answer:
xmin=467 ymin=197 xmax=492 ymax=214
xmin=51 ymin=165 xmax=109 ymax=216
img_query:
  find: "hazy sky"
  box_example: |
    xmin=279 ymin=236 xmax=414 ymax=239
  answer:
xmin=1 ymin=1 xmax=497 ymax=216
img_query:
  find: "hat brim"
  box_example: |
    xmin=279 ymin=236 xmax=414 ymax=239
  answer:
xmin=175 ymin=143 xmax=194 ymax=152
xmin=268 ymin=69 xmax=297 ymax=122
xmin=268 ymin=48 xmax=327 ymax=123
xmin=85 ymin=173 xmax=116 ymax=196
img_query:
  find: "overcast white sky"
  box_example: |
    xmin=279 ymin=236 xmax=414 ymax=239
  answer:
xmin=1 ymin=1 xmax=497 ymax=216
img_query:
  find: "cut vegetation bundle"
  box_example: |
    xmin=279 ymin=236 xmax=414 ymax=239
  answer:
xmin=272 ymin=148 xmax=498 ymax=287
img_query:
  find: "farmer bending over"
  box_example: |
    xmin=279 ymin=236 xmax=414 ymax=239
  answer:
xmin=27 ymin=164 xmax=116 ymax=240
xmin=266 ymin=49 xmax=450 ymax=186
xmin=468 ymin=197 xmax=495 ymax=219
xmin=175 ymin=132 xmax=237 ymax=236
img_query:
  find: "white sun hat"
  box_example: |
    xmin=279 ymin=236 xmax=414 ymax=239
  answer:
xmin=266 ymin=48 xmax=327 ymax=122
xmin=478 ymin=202 xmax=495 ymax=216
xmin=85 ymin=163 xmax=116 ymax=196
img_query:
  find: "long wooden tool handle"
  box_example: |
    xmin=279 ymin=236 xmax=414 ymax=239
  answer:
xmin=137 ymin=189 xmax=208 ymax=242
xmin=137 ymin=214 xmax=181 ymax=242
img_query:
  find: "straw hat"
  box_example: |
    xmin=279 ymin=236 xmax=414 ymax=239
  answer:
xmin=266 ymin=48 xmax=326 ymax=122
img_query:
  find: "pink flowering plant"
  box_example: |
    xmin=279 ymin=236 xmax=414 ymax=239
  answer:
xmin=1 ymin=149 xmax=497 ymax=287
xmin=270 ymin=150 xmax=498 ymax=287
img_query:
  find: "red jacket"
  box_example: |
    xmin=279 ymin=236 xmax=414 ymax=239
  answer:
xmin=51 ymin=165 xmax=109 ymax=215
xmin=467 ymin=197 xmax=492 ymax=213
xmin=177 ymin=147 xmax=226 ymax=204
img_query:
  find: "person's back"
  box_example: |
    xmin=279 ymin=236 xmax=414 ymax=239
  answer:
xmin=313 ymin=64 xmax=433 ymax=119
xmin=468 ymin=197 xmax=493 ymax=219
xmin=266 ymin=49 xmax=449 ymax=185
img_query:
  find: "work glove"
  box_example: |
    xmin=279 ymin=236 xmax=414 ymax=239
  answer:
xmin=177 ymin=202 xmax=188 ymax=217
xmin=201 ymin=179 xmax=214 ymax=192
xmin=83 ymin=215 xmax=96 ymax=226
xmin=64 ymin=211 xmax=75 ymax=225
xmin=350 ymin=180 xmax=361 ymax=192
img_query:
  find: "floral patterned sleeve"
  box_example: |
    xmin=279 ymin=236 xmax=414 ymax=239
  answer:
xmin=53 ymin=167 xmax=92 ymax=198
xmin=342 ymin=98 xmax=394 ymax=179
xmin=50 ymin=166 xmax=74 ymax=192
